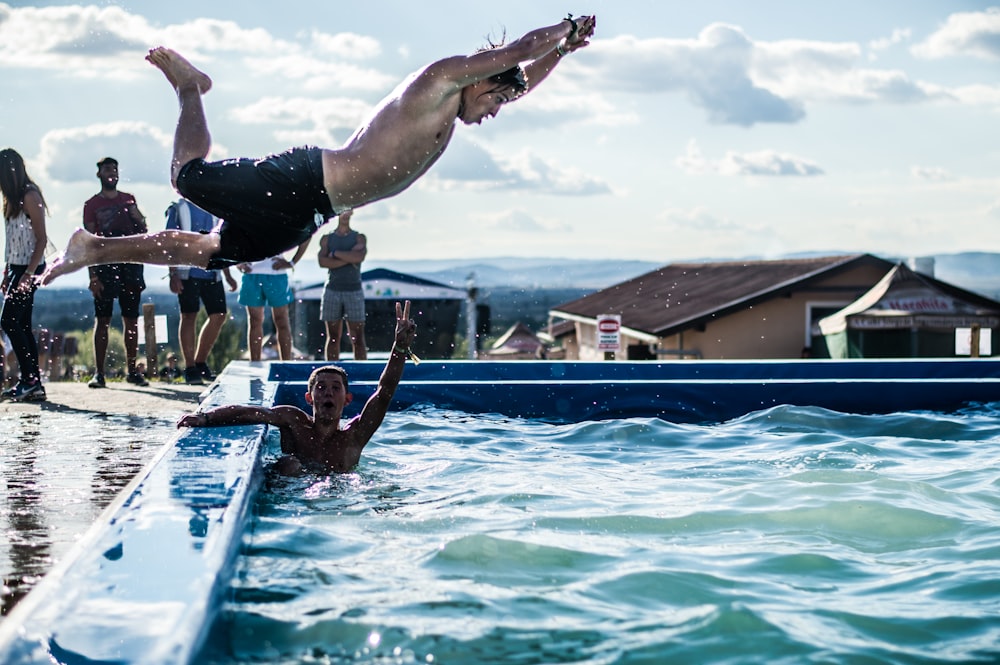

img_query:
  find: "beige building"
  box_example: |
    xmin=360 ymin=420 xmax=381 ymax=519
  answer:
xmin=549 ymin=254 xmax=909 ymax=360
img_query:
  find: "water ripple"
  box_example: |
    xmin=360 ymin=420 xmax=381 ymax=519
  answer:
xmin=201 ymin=405 xmax=1000 ymax=664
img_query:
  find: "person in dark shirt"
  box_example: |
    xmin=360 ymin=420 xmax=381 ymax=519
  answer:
xmin=82 ymin=157 xmax=149 ymax=388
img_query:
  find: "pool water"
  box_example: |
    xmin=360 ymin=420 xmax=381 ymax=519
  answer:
xmin=201 ymin=404 xmax=1000 ymax=664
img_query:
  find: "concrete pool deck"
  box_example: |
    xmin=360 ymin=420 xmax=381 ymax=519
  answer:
xmin=0 ymin=380 xmax=207 ymax=620
xmin=0 ymin=364 xmax=269 ymax=664
xmin=0 ymin=380 xmax=206 ymax=420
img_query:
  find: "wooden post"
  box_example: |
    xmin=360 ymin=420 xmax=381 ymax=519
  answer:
xmin=143 ymin=303 xmax=157 ymax=378
xmin=970 ymin=324 xmax=981 ymax=359
xmin=36 ymin=328 xmax=51 ymax=380
xmin=50 ymin=333 xmax=64 ymax=381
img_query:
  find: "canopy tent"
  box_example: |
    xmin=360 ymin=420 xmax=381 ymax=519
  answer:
xmin=817 ymin=263 xmax=1000 ymax=358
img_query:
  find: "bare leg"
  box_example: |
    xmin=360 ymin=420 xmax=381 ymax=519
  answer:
xmin=247 ymin=307 xmax=265 ymax=362
xmin=179 ymin=312 xmax=198 ymax=367
xmin=346 ymin=320 xmax=367 ymax=360
xmin=195 ymin=313 xmax=226 ymax=364
xmin=272 ymin=306 xmax=292 ymax=360
xmin=41 ymin=228 xmax=221 ymax=285
xmin=324 ymin=320 xmax=344 ymax=360
xmin=123 ymin=317 xmax=139 ymax=373
xmin=145 ymin=47 xmax=213 ymax=186
xmin=93 ymin=318 xmax=110 ymax=375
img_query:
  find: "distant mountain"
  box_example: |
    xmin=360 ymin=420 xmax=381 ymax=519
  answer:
xmin=928 ymin=253 xmax=1000 ymax=299
xmin=49 ymin=252 xmax=1000 ymax=299
xmin=368 ymin=257 xmax=663 ymax=289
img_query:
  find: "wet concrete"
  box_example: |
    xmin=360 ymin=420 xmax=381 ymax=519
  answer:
xmin=0 ymin=380 xmax=206 ymax=618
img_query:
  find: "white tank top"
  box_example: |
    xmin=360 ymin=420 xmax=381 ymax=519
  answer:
xmin=5 ymin=212 xmax=37 ymax=264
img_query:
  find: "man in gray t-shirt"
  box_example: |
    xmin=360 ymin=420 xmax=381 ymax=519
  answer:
xmin=318 ymin=209 xmax=367 ymax=360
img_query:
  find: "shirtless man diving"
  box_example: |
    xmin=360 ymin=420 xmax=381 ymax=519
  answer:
xmin=41 ymin=14 xmax=597 ymax=285
xmin=176 ymin=301 xmax=417 ymax=475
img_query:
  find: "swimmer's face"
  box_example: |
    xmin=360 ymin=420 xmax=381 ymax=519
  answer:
xmin=306 ymin=372 xmax=351 ymax=414
xmin=459 ymin=83 xmax=516 ymax=125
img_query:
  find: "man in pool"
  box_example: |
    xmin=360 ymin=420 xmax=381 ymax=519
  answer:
xmin=40 ymin=14 xmax=597 ymax=285
xmin=177 ymin=301 xmax=416 ymax=475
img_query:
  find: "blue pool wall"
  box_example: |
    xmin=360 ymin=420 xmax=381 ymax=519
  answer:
xmin=1 ymin=358 xmax=1000 ymax=664
xmin=273 ymin=357 xmax=1000 ymax=423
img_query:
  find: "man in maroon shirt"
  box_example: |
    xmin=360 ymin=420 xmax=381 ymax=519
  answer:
xmin=82 ymin=157 xmax=149 ymax=388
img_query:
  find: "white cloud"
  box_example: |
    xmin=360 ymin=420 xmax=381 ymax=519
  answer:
xmin=676 ymin=140 xmax=823 ymax=177
xmin=229 ymin=95 xmax=373 ymax=146
xmin=868 ymin=28 xmax=912 ymax=57
xmin=498 ymin=88 xmax=639 ymax=132
xmin=657 ymin=206 xmax=735 ymax=229
xmin=309 ymin=30 xmax=381 ymax=60
xmin=426 ymin=139 xmax=613 ymax=196
xmin=482 ymin=209 xmax=570 ymax=234
xmin=754 ymin=37 xmax=942 ymax=104
xmin=0 ymin=3 xmax=154 ymax=77
xmin=157 ymin=17 xmax=287 ymax=56
xmin=242 ymin=54 xmax=395 ymax=93
xmin=587 ymin=25 xmax=806 ymax=126
xmin=496 ymin=149 xmax=614 ymax=195
xmin=988 ymin=200 xmax=1000 ymax=220
xmin=950 ymin=83 xmax=1000 ymax=106
xmin=229 ymin=96 xmax=371 ymax=130
xmin=912 ymin=166 xmax=955 ymax=182
xmin=583 ymin=21 xmax=974 ymax=127
xmin=0 ymin=3 xmax=387 ymax=91
xmin=36 ymin=121 xmax=172 ymax=184
xmin=913 ymin=7 xmax=1000 ymax=60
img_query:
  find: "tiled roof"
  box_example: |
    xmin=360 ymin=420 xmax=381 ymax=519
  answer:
xmin=551 ymin=254 xmax=894 ymax=336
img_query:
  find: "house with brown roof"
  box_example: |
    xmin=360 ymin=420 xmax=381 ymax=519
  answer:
xmin=483 ymin=322 xmax=546 ymax=360
xmin=549 ymin=254 xmax=917 ymax=360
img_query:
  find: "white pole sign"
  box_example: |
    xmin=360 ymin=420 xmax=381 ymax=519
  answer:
xmin=597 ymin=314 xmax=621 ymax=352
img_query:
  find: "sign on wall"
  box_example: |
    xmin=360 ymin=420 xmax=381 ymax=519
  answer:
xmin=596 ymin=314 xmax=621 ymax=352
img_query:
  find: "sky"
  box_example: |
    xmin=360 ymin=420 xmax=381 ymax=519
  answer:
xmin=2 ymin=1 xmax=999 ymax=288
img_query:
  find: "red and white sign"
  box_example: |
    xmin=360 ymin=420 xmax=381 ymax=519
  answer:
xmin=596 ymin=314 xmax=621 ymax=351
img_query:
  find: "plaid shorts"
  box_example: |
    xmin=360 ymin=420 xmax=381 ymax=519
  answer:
xmin=320 ymin=288 xmax=365 ymax=322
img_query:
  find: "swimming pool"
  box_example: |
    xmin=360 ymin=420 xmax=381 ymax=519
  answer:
xmin=199 ymin=404 xmax=1000 ymax=664
xmin=2 ymin=360 xmax=999 ymax=664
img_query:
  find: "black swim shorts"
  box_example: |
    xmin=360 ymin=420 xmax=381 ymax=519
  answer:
xmin=176 ymin=277 xmax=228 ymax=315
xmin=176 ymin=146 xmax=337 ymax=269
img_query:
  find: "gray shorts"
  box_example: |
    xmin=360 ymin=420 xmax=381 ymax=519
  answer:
xmin=320 ymin=288 xmax=365 ymax=322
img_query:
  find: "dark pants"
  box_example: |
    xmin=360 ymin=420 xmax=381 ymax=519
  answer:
xmin=1 ymin=264 xmax=43 ymax=383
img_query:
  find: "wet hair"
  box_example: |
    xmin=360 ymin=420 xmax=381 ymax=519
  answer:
xmin=487 ymin=66 xmax=527 ymax=97
xmin=0 ymin=148 xmax=46 ymax=221
xmin=308 ymin=365 xmax=349 ymax=392
xmin=478 ymin=31 xmax=527 ymax=97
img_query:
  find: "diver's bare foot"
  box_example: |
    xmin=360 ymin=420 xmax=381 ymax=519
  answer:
xmin=40 ymin=228 xmax=93 ymax=285
xmin=145 ymin=46 xmax=212 ymax=94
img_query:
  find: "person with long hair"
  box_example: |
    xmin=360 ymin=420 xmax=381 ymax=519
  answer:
xmin=0 ymin=148 xmax=48 ymax=401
